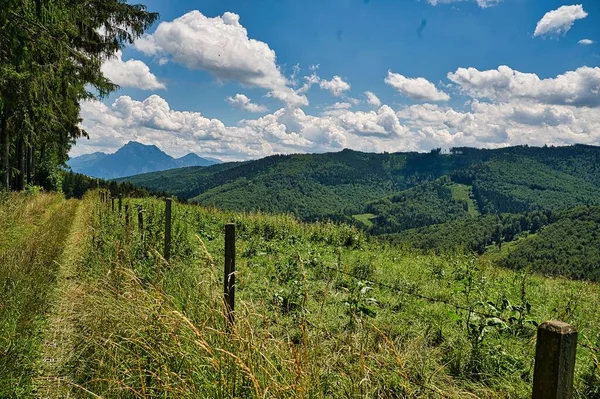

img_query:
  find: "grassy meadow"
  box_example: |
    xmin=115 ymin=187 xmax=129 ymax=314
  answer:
xmin=1 ymin=191 xmax=599 ymax=398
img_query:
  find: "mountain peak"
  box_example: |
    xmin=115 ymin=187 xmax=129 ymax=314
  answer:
xmin=68 ymin=142 xmax=221 ymax=179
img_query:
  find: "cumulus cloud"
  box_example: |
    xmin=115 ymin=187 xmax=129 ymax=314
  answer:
xmin=364 ymin=91 xmax=382 ymax=107
xmin=385 ymin=71 xmax=450 ymax=101
xmin=75 ymin=87 xmax=600 ymax=160
xmin=319 ymin=76 xmax=351 ymax=97
xmin=534 ymin=5 xmax=588 ymax=38
xmin=226 ymin=94 xmax=268 ymax=113
xmin=135 ymin=11 xmax=307 ymax=107
xmin=579 ymin=39 xmax=594 ymax=45
xmin=448 ymin=65 xmax=600 ymax=107
xmin=426 ymin=0 xmax=502 ymax=8
xmin=101 ymin=51 xmax=165 ymax=90
xmin=397 ymin=100 xmax=600 ymax=148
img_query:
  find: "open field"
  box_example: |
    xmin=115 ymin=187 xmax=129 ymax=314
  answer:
xmin=1 ymin=191 xmax=599 ymax=398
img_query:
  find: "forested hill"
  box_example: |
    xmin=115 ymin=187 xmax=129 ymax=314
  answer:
xmin=121 ymin=144 xmax=600 ymax=220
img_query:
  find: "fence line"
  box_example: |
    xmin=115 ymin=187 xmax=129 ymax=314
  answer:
xmin=97 ymin=193 xmax=583 ymax=398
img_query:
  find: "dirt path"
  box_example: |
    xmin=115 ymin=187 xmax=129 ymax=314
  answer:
xmin=35 ymin=200 xmax=92 ymax=398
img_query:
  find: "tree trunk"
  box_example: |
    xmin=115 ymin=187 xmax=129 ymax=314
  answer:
xmin=26 ymin=143 xmax=31 ymax=184
xmin=31 ymin=143 xmax=35 ymax=181
xmin=17 ymin=135 xmax=24 ymax=191
xmin=1 ymin=113 xmax=9 ymax=191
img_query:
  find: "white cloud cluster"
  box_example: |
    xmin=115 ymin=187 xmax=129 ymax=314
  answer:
xmin=76 ymin=63 xmax=600 ymax=160
xmin=226 ymin=94 xmax=268 ymax=113
xmin=426 ymin=0 xmax=502 ymax=8
xmin=534 ymin=5 xmax=588 ymax=38
xmin=579 ymin=39 xmax=594 ymax=45
xmin=101 ymin=51 xmax=165 ymax=90
xmin=385 ymin=71 xmax=450 ymax=101
xmin=319 ymin=76 xmax=351 ymax=97
xmin=448 ymin=65 xmax=600 ymax=107
xmin=135 ymin=11 xmax=307 ymax=107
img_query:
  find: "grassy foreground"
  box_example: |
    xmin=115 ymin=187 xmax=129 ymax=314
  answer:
xmin=1 ymin=191 xmax=600 ymax=398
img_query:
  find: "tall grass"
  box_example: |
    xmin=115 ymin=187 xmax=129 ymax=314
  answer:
xmin=0 ymin=193 xmax=77 ymax=397
xmin=52 ymin=193 xmax=600 ymax=398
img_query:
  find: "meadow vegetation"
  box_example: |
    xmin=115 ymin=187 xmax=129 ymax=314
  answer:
xmin=4 ymin=191 xmax=596 ymax=398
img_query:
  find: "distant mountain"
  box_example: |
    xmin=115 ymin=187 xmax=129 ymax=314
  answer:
xmin=68 ymin=141 xmax=220 ymax=179
xmin=67 ymin=152 xmax=107 ymax=170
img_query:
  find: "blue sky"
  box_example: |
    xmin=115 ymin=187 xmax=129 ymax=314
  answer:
xmin=77 ymin=0 xmax=600 ymax=160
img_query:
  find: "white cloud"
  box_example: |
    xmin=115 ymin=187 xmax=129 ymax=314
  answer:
xmin=579 ymin=39 xmax=594 ymax=45
xmin=322 ymin=102 xmax=353 ymax=116
xmin=76 ymin=88 xmax=600 ymax=160
xmin=426 ymin=0 xmax=502 ymax=8
xmin=226 ymin=94 xmax=268 ymax=113
xmin=534 ymin=5 xmax=588 ymax=38
xmin=326 ymin=102 xmax=353 ymax=110
xmin=101 ymin=51 xmax=165 ymax=90
xmin=364 ymin=91 xmax=382 ymax=107
xmin=297 ymin=73 xmax=321 ymax=94
xmin=448 ymin=65 xmax=600 ymax=107
xmin=135 ymin=11 xmax=307 ymax=107
xmin=397 ymin=100 xmax=600 ymax=148
xmin=319 ymin=76 xmax=351 ymax=97
xmin=385 ymin=71 xmax=450 ymax=101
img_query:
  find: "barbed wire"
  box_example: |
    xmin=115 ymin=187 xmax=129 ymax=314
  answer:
xmin=101 ymin=195 xmax=516 ymax=325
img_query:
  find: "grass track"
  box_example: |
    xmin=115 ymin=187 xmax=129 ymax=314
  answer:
xmin=0 ymin=194 xmax=79 ymax=397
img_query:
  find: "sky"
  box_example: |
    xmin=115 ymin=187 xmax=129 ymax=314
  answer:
xmin=75 ymin=0 xmax=600 ymax=161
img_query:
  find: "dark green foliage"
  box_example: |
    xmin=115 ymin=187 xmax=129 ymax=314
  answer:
xmin=500 ymin=207 xmax=600 ymax=281
xmin=61 ymin=171 xmax=152 ymax=199
xmin=0 ymin=0 xmax=158 ymax=191
xmin=366 ymin=177 xmax=473 ymax=234
xmin=389 ymin=210 xmax=553 ymax=254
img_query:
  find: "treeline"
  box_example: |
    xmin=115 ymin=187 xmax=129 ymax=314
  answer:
xmin=0 ymin=0 xmax=158 ymax=192
xmin=388 ymin=209 xmax=554 ymax=254
xmin=62 ymin=171 xmax=155 ymax=199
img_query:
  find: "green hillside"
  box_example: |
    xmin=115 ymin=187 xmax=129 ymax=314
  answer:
xmin=121 ymin=149 xmax=458 ymax=219
xmin=121 ymin=145 xmax=600 ymax=226
xmin=364 ymin=177 xmax=474 ymax=234
xmin=498 ymin=206 xmax=600 ymax=281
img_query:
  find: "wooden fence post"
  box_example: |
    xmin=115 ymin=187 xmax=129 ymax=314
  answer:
xmin=224 ymin=223 xmax=236 ymax=329
xmin=164 ymin=198 xmax=172 ymax=262
xmin=125 ymin=204 xmax=129 ymax=226
xmin=137 ymin=205 xmax=144 ymax=234
xmin=118 ymin=194 xmax=123 ymax=214
xmin=112 ymin=197 xmax=115 ymax=213
xmin=532 ymin=320 xmax=578 ymax=399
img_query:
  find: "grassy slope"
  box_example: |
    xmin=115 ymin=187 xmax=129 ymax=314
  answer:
xmin=0 ymin=193 xmax=78 ymax=397
xmin=43 ymin=193 xmax=600 ymax=398
xmin=450 ymin=183 xmax=479 ymax=217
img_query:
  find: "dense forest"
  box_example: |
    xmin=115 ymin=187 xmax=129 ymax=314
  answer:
xmin=0 ymin=0 xmax=158 ymax=192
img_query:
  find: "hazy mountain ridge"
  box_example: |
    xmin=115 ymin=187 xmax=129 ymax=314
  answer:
xmin=68 ymin=141 xmax=220 ymax=179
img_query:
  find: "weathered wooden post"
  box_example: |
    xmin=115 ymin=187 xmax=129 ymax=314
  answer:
xmin=137 ymin=205 xmax=144 ymax=233
xmin=164 ymin=198 xmax=172 ymax=262
xmin=125 ymin=204 xmax=130 ymax=226
xmin=224 ymin=223 xmax=236 ymax=329
xmin=118 ymin=194 xmax=123 ymax=214
xmin=111 ymin=197 xmax=115 ymax=213
xmin=532 ymin=320 xmax=578 ymax=399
